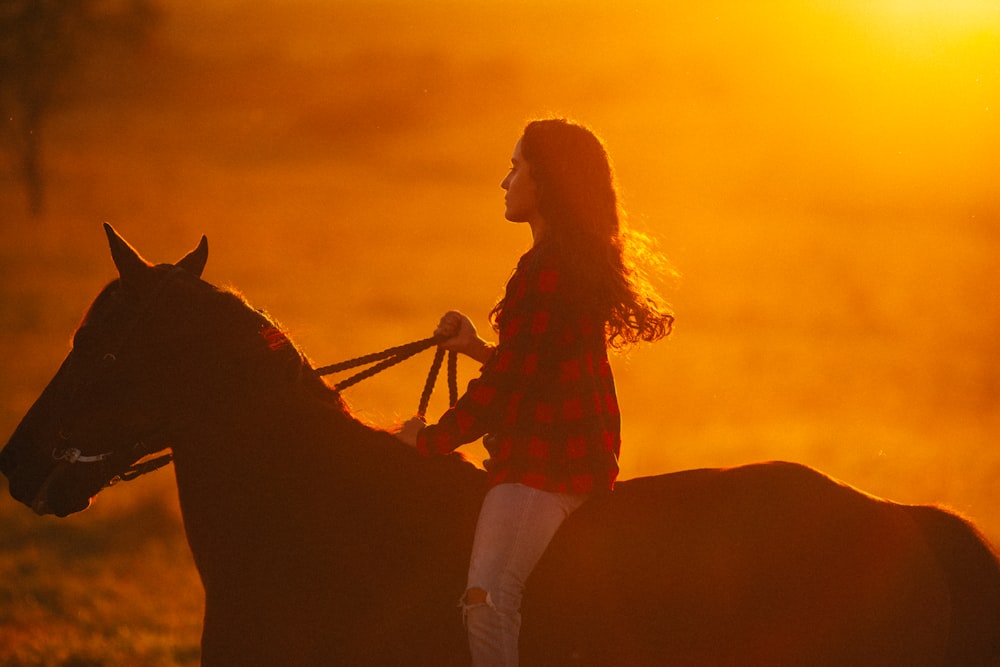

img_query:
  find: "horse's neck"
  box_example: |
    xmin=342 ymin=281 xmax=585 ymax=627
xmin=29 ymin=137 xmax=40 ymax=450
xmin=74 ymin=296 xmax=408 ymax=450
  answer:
xmin=169 ymin=376 xmax=464 ymax=576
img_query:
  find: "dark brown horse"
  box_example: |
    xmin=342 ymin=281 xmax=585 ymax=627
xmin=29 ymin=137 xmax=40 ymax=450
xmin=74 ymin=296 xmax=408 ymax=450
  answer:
xmin=2 ymin=226 xmax=999 ymax=666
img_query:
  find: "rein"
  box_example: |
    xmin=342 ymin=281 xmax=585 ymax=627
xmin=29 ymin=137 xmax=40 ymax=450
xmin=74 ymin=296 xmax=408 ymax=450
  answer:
xmin=315 ymin=337 xmax=459 ymax=420
xmin=109 ymin=336 xmax=460 ymax=487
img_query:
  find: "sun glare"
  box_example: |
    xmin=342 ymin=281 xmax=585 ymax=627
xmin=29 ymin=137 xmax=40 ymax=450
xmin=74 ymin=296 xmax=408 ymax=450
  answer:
xmin=860 ymin=0 xmax=1000 ymax=30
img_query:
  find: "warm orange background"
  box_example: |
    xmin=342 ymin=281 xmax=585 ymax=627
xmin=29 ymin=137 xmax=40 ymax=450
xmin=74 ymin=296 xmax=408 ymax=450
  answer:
xmin=0 ymin=1 xmax=997 ymax=660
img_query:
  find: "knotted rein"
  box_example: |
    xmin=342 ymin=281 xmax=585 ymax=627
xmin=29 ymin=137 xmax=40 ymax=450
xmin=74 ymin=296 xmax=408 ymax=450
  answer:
xmin=315 ymin=336 xmax=459 ymax=420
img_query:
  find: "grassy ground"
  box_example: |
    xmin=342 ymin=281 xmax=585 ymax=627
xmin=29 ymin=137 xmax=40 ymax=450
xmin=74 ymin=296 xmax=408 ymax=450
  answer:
xmin=1 ymin=1 xmax=997 ymax=664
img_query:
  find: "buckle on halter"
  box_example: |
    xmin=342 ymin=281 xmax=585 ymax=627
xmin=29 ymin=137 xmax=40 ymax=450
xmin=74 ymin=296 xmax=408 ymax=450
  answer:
xmin=53 ymin=447 xmax=82 ymax=463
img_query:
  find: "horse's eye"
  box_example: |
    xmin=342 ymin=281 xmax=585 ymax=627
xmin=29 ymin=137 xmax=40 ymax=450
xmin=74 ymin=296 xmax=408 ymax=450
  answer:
xmin=102 ymin=353 xmax=117 ymax=364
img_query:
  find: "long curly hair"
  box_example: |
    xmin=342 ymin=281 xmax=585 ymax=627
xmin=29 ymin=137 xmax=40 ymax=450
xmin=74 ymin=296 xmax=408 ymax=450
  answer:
xmin=491 ymin=118 xmax=674 ymax=348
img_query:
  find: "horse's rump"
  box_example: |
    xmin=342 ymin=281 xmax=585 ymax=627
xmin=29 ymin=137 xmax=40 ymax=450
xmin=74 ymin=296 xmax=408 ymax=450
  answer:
xmin=522 ymin=461 xmax=996 ymax=666
xmin=902 ymin=504 xmax=1000 ymax=664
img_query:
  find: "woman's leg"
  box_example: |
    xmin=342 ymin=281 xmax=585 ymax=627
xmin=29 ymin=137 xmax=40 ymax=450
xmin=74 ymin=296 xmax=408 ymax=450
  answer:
xmin=463 ymin=483 xmax=587 ymax=666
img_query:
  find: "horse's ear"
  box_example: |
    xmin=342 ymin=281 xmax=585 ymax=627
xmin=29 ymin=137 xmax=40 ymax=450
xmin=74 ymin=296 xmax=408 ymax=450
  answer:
xmin=104 ymin=223 xmax=151 ymax=282
xmin=176 ymin=235 xmax=208 ymax=277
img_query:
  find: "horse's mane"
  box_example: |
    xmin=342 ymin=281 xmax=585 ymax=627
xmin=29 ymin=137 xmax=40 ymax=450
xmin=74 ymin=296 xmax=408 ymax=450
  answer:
xmin=211 ymin=282 xmax=484 ymax=482
xmin=211 ymin=284 xmax=350 ymax=412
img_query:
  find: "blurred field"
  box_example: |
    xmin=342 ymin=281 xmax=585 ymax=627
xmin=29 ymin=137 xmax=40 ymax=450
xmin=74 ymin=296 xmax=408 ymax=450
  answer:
xmin=1 ymin=0 xmax=997 ymax=664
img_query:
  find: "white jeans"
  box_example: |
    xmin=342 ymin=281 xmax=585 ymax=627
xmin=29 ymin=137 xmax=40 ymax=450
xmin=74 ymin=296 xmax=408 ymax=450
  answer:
xmin=463 ymin=483 xmax=587 ymax=666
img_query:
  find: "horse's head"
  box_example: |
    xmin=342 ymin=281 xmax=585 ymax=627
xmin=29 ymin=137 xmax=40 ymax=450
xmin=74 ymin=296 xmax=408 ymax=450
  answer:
xmin=0 ymin=224 xmax=209 ymax=517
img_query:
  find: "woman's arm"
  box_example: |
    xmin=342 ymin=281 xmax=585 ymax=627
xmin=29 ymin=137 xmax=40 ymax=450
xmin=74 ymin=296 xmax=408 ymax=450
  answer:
xmin=394 ymin=311 xmax=496 ymax=448
xmin=408 ymin=253 xmax=566 ymax=456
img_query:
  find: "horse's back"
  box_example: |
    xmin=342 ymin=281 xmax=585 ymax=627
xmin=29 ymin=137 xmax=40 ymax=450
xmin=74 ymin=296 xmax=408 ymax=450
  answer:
xmin=524 ymin=461 xmax=997 ymax=666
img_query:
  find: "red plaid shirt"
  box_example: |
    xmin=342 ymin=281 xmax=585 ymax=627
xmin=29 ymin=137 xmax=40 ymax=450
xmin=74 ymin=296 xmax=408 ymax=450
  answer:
xmin=416 ymin=243 xmax=620 ymax=494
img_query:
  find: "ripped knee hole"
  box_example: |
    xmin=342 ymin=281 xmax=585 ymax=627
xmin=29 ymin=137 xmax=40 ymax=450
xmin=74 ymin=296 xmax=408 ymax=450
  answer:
xmin=464 ymin=587 xmax=489 ymax=606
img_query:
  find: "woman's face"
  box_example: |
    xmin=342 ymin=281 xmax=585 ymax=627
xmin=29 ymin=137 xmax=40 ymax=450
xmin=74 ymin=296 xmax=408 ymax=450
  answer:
xmin=500 ymin=138 xmax=541 ymax=225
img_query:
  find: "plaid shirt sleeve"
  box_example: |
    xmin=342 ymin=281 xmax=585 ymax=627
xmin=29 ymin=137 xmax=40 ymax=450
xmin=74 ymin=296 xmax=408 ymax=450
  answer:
xmin=416 ymin=249 xmax=555 ymax=455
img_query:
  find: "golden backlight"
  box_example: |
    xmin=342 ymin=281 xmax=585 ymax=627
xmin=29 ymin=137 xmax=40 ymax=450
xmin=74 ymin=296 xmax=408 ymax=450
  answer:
xmin=0 ymin=0 xmax=997 ymax=662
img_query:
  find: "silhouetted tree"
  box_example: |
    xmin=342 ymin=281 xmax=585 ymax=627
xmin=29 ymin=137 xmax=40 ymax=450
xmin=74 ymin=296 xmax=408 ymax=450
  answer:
xmin=0 ymin=0 xmax=157 ymax=218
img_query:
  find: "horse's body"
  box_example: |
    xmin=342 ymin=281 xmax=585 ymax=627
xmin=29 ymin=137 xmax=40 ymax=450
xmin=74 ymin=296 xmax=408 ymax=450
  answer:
xmin=2 ymin=226 xmax=999 ymax=666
